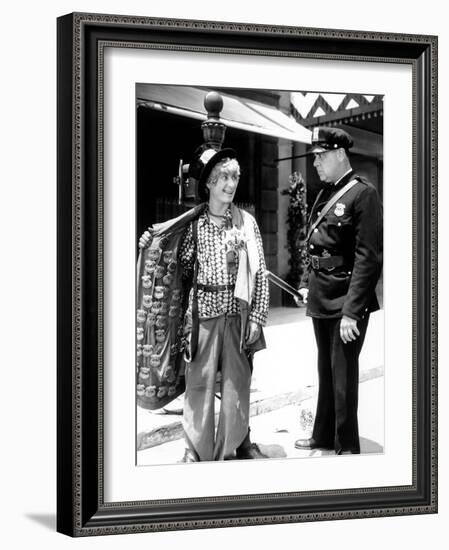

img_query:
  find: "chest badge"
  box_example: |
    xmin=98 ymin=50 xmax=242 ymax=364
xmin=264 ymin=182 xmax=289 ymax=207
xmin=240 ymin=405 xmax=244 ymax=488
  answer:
xmin=334 ymin=202 xmax=346 ymax=217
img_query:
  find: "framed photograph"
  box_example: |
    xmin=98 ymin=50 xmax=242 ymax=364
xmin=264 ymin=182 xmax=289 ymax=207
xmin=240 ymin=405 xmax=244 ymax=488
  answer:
xmin=57 ymin=12 xmax=437 ymax=536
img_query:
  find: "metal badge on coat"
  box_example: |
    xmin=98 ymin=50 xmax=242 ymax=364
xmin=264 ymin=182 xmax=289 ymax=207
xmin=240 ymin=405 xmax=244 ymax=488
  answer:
xmin=334 ymin=202 xmax=346 ymax=216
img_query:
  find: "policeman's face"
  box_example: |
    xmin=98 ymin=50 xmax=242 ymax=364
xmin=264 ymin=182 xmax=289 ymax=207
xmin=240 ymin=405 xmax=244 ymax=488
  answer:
xmin=207 ymin=160 xmax=240 ymax=205
xmin=313 ymin=149 xmax=342 ymax=183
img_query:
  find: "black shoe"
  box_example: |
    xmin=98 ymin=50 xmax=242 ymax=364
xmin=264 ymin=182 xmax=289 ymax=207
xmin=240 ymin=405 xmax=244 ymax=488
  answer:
xmin=235 ymin=442 xmax=268 ymax=459
xmin=180 ymin=449 xmax=198 ymax=463
xmin=294 ymin=437 xmax=333 ymax=450
xmin=336 ymin=449 xmax=360 ymax=455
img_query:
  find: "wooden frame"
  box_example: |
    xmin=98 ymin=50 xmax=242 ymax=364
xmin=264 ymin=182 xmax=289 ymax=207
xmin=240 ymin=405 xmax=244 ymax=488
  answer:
xmin=57 ymin=12 xmax=437 ymax=536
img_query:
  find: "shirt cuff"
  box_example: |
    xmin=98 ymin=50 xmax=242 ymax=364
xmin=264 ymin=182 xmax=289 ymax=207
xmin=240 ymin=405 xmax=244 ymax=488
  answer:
xmin=248 ymin=309 xmax=267 ymax=326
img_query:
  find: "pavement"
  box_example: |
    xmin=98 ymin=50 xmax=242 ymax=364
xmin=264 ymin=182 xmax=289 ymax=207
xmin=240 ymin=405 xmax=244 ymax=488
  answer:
xmin=137 ymin=307 xmax=384 ymax=465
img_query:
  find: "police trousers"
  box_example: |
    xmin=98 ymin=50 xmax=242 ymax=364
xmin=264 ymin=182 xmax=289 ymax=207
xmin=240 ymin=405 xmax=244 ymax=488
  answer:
xmin=183 ymin=314 xmax=252 ymax=461
xmin=311 ymin=315 xmax=369 ymax=454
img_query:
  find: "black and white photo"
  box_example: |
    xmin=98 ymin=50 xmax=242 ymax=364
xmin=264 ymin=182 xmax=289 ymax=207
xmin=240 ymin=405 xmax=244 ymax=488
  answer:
xmin=135 ymin=85 xmax=384 ymax=465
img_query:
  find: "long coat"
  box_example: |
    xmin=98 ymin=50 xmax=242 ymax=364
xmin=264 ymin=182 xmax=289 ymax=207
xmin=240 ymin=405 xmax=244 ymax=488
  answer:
xmin=136 ymin=205 xmax=205 ymax=410
xmin=136 ymin=203 xmax=266 ymax=410
xmin=300 ymin=170 xmax=383 ymax=321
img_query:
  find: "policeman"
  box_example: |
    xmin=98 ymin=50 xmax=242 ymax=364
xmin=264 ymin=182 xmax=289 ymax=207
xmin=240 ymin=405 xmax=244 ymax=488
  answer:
xmin=295 ymin=126 xmax=383 ymax=455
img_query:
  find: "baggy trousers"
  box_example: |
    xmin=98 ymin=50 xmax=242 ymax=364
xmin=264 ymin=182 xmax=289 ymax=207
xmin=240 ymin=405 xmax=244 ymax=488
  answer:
xmin=311 ymin=315 xmax=369 ymax=454
xmin=183 ymin=314 xmax=252 ymax=461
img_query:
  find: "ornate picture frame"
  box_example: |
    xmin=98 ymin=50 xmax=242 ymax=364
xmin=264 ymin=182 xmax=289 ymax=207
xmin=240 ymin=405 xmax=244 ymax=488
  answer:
xmin=57 ymin=12 xmax=437 ymax=536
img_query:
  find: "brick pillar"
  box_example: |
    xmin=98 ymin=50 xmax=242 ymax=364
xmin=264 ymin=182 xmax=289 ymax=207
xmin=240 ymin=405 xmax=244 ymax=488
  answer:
xmin=259 ymin=138 xmax=280 ymax=306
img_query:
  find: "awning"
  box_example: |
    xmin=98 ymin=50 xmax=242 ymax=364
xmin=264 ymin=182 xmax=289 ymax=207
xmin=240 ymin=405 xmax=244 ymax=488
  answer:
xmin=137 ymin=84 xmax=311 ymax=144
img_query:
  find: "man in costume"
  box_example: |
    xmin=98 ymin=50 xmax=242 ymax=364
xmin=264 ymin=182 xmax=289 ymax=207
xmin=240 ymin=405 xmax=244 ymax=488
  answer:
xmin=137 ymin=147 xmax=269 ymax=462
xmin=294 ymin=127 xmax=383 ymax=455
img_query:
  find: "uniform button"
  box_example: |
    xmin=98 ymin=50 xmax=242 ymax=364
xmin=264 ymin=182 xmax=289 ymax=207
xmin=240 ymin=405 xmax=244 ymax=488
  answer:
xmin=314 ymin=228 xmax=318 ymax=233
xmin=337 ymin=222 xmax=342 ymax=227
xmin=310 ymin=244 xmax=315 ymax=250
xmin=365 ymin=307 xmax=368 ymax=311
xmin=317 ymin=211 xmax=321 ymax=216
xmin=348 ymin=271 xmax=352 ymax=275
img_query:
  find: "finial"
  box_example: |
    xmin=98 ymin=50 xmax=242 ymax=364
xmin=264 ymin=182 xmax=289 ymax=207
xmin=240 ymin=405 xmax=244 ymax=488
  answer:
xmin=204 ymin=91 xmax=224 ymax=120
xmin=201 ymin=91 xmax=226 ymax=149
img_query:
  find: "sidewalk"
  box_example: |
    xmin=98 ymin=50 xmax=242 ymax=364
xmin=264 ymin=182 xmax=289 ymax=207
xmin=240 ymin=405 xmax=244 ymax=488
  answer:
xmin=137 ymin=308 xmax=384 ymax=465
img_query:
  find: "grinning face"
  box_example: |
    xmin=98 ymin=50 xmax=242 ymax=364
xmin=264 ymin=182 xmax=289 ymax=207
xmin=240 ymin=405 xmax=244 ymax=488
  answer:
xmin=313 ymin=148 xmax=345 ymax=183
xmin=207 ymin=158 xmax=240 ymax=206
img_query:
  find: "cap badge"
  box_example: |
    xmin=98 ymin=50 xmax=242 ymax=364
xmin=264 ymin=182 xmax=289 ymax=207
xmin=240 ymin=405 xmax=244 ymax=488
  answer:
xmin=334 ymin=203 xmax=346 ymax=217
xmin=312 ymin=127 xmax=320 ymax=141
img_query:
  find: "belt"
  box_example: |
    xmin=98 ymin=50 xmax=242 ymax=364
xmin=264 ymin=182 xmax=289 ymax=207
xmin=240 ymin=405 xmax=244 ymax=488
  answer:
xmin=309 ymin=255 xmax=345 ymax=271
xmin=197 ymin=283 xmax=235 ymax=292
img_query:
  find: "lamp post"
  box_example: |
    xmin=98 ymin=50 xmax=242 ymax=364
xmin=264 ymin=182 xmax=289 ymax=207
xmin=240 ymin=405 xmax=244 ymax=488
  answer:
xmin=174 ymin=91 xmax=227 ymax=205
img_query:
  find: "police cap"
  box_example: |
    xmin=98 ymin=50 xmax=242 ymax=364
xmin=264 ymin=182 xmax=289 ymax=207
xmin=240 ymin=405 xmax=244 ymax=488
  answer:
xmin=310 ymin=126 xmax=353 ymax=153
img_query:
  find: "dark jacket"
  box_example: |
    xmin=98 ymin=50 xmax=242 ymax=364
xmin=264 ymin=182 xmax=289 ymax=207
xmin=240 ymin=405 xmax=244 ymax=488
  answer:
xmin=300 ymin=170 xmax=383 ymax=320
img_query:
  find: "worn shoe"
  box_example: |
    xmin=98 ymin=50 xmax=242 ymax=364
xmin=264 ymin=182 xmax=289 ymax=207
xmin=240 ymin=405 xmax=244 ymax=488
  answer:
xmin=235 ymin=442 xmax=268 ymax=459
xmin=337 ymin=449 xmax=360 ymax=455
xmin=294 ymin=437 xmax=333 ymax=450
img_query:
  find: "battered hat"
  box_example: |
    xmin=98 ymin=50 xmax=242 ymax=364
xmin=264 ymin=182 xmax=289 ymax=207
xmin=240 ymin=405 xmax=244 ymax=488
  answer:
xmin=310 ymin=126 xmax=353 ymax=153
xmin=188 ymin=146 xmax=237 ymax=199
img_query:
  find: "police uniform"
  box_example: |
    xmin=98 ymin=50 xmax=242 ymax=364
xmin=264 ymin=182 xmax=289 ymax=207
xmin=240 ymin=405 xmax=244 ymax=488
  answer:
xmin=298 ymin=127 xmax=383 ymax=454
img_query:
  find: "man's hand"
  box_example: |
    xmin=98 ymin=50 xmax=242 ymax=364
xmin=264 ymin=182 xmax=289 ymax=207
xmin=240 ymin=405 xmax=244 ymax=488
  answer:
xmin=294 ymin=288 xmax=309 ymax=307
xmin=245 ymin=321 xmax=261 ymax=345
xmin=139 ymin=230 xmax=152 ymax=249
xmin=340 ymin=315 xmax=360 ymax=344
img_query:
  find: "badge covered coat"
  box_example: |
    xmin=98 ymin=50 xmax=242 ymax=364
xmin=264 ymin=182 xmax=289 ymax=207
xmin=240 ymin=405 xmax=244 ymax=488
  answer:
xmin=136 ymin=204 xmax=206 ymax=410
xmin=136 ymin=203 xmax=267 ymax=411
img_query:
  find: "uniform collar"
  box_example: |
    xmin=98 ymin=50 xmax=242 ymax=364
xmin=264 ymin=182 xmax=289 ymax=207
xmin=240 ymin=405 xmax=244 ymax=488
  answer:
xmin=333 ymin=169 xmax=354 ymax=189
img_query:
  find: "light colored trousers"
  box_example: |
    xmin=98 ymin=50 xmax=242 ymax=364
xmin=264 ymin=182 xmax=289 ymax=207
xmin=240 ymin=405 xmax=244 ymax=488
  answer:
xmin=183 ymin=314 xmax=251 ymax=461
